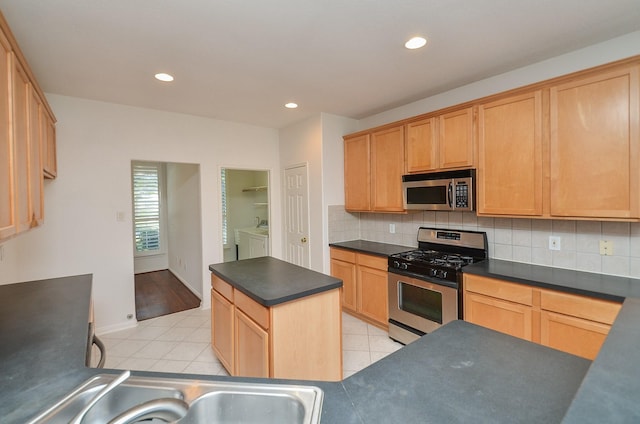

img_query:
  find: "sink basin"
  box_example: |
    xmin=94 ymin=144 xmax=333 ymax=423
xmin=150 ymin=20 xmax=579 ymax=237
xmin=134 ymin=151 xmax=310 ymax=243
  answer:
xmin=28 ymin=374 xmax=323 ymax=424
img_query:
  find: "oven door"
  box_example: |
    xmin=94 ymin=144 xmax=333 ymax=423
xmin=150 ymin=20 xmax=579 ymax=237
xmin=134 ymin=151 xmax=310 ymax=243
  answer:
xmin=388 ymin=272 xmax=458 ymax=342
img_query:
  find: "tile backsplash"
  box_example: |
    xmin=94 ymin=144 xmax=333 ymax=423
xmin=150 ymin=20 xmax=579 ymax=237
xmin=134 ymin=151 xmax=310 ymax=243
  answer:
xmin=328 ymin=205 xmax=640 ymax=278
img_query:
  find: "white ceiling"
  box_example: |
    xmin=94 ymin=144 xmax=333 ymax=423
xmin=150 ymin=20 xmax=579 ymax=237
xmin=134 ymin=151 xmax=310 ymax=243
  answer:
xmin=1 ymin=0 xmax=639 ymax=129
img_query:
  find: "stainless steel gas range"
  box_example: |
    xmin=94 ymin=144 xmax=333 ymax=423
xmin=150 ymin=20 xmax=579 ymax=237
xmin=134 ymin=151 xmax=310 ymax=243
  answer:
xmin=388 ymin=227 xmax=488 ymax=344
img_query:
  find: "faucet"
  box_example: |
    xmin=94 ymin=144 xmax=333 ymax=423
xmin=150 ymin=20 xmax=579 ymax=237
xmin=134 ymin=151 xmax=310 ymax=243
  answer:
xmin=107 ymin=398 xmax=189 ymax=424
xmin=69 ymin=370 xmax=189 ymax=424
xmin=70 ymin=370 xmax=131 ymax=424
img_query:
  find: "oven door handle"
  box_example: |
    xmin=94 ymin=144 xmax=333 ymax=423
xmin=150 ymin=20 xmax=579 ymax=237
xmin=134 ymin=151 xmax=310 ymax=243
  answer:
xmin=447 ymin=181 xmax=453 ymax=209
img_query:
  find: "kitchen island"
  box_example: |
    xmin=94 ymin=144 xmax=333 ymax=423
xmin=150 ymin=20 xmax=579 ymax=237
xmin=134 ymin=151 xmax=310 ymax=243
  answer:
xmin=209 ymin=256 xmax=344 ymax=381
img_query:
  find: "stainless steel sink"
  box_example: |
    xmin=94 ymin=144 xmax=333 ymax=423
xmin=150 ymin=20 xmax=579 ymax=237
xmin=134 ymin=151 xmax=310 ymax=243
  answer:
xmin=28 ymin=374 xmax=323 ymax=424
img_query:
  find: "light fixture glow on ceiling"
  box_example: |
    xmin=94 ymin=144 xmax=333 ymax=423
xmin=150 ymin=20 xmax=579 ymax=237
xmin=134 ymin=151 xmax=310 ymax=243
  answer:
xmin=405 ymin=36 xmax=427 ymax=49
xmin=154 ymin=73 xmax=174 ymax=82
xmin=285 ymin=102 xmax=298 ymax=109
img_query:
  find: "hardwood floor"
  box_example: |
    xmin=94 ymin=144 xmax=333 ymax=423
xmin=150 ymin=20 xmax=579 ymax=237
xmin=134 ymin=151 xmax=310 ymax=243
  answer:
xmin=135 ymin=270 xmax=201 ymax=321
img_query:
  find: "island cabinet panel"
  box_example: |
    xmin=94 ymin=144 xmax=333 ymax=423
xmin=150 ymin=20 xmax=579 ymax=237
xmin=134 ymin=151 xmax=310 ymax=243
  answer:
xmin=330 ymin=248 xmax=357 ymax=312
xmin=210 ymin=272 xmax=343 ymax=381
xmin=211 ymin=288 xmax=234 ymax=374
xmin=235 ymin=308 xmax=269 ymax=378
xmin=0 ymin=30 xmax=14 ymax=239
xmin=330 ymin=247 xmax=389 ymax=330
xmin=370 ymin=125 xmax=405 ymax=212
xmin=270 ymin=288 xmax=342 ymax=381
xmin=550 ymin=65 xmax=640 ymax=219
xmin=344 ymin=133 xmax=371 ymax=211
xmin=463 ymin=274 xmax=622 ymax=360
xmin=477 ymin=91 xmax=543 ymax=216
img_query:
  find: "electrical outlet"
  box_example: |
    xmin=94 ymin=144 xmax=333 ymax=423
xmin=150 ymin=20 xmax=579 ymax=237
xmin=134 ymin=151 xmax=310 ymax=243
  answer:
xmin=389 ymin=224 xmax=396 ymax=234
xmin=549 ymin=236 xmax=561 ymax=251
xmin=0 ymin=244 xmax=4 ymax=262
xmin=599 ymin=240 xmax=614 ymax=256
xmin=116 ymin=211 xmax=125 ymax=222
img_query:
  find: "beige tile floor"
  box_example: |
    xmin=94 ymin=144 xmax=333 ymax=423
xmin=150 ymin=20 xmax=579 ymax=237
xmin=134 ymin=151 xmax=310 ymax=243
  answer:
xmin=96 ymin=308 xmax=403 ymax=378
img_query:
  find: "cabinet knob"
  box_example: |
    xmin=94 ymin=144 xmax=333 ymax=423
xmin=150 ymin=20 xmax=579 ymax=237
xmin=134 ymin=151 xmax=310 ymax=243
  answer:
xmin=301 ymin=237 xmax=307 ymax=243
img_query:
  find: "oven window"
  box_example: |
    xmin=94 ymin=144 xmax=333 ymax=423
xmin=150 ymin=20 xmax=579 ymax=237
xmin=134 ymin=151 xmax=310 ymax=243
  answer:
xmin=406 ymin=186 xmax=447 ymax=205
xmin=398 ymin=282 xmax=443 ymax=324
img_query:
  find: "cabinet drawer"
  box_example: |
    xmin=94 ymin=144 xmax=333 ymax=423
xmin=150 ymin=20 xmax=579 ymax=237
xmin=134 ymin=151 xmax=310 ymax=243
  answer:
xmin=211 ymin=274 xmax=234 ymax=302
xmin=540 ymin=290 xmax=621 ymax=325
xmin=330 ymin=248 xmax=356 ymax=263
xmin=235 ymin=289 xmax=270 ymax=330
xmin=464 ymin=275 xmax=533 ymax=306
xmin=356 ymin=253 xmax=387 ymax=271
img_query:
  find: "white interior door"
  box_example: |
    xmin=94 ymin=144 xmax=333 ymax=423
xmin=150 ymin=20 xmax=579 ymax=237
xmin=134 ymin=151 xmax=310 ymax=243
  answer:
xmin=284 ymin=164 xmax=310 ymax=268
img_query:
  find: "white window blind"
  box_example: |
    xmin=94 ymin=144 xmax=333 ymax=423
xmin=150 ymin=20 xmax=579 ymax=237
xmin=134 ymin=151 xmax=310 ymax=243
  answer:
xmin=132 ymin=162 xmax=161 ymax=253
xmin=221 ymin=169 xmax=228 ymax=246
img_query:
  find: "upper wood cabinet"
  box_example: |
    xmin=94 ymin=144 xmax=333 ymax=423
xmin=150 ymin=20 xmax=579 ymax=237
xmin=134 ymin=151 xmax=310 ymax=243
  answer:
xmin=344 ymin=124 xmax=405 ymax=213
xmin=371 ymin=125 xmax=405 ymax=212
xmin=406 ymin=106 xmax=474 ymax=173
xmin=0 ymin=29 xmax=15 ymax=240
xmin=344 ymin=133 xmax=371 ymax=211
xmin=0 ymin=11 xmax=57 ymax=242
xmin=477 ymin=91 xmax=543 ymax=216
xmin=550 ymin=65 xmax=639 ymax=219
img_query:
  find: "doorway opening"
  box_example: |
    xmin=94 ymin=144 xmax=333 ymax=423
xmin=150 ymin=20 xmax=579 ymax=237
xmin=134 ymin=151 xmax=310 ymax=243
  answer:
xmin=221 ymin=168 xmax=270 ymax=262
xmin=131 ymin=160 xmax=203 ymax=320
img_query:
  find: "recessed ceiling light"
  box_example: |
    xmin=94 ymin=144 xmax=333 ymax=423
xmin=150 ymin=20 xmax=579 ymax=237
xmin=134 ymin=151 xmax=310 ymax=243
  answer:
xmin=154 ymin=73 xmax=174 ymax=82
xmin=285 ymin=102 xmax=298 ymax=109
xmin=405 ymin=36 xmax=427 ymax=50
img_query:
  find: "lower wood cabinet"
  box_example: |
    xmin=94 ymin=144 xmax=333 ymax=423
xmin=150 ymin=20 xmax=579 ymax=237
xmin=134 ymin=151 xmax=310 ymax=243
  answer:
xmin=210 ymin=273 xmax=342 ymax=381
xmin=330 ymin=247 xmax=388 ymax=330
xmin=464 ymin=274 xmax=622 ymax=360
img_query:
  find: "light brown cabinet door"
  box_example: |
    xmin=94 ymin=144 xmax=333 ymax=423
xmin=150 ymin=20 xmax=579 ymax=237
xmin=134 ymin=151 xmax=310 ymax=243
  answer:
xmin=0 ymin=31 xmax=14 ymax=240
xmin=344 ymin=134 xmax=371 ymax=211
xmin=357 ymin=265 xmax=389 ymax=327
xmin=331 ymin=258 xmax=357 ymax=312
xmin=439 ymin=107 xmax=474 ymax=169
xmin=406 ymin=117 xmax=438 ymax=173
xmin=12 ymin=56 xmax=31 ymax=233
xmin=235 ymin=309 xmax=269 ymax=378
xmin=41 ymin=108 xmax=56 ymax=179
xmin=28 ymin=86 xmax=43 ymax=226
xmin=211 ymin=289 xmax=234 ymax=374
xmin=550 ymin=65 xmax=640 ymax=219
xmin=371 ymin=125 xmax=405 ymax=212
xmin=540 ymin=311 xmax=611 ymax=360
xmin=477 ymin=91 xmax=543 ymax=216
xmin=464 ymin=292 xmax=533 ymax=341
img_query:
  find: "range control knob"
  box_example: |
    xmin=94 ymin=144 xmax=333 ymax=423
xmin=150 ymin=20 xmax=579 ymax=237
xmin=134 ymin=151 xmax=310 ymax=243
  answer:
xmin=393 ymin=261 xmax=401 ymax=268
xmin=400 ymin=263 xmax=408 ymax=270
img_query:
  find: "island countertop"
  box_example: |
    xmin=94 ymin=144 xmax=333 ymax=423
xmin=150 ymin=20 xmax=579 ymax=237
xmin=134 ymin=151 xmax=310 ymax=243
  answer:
xmin=208 ymin=256 xmax=342 ymax=307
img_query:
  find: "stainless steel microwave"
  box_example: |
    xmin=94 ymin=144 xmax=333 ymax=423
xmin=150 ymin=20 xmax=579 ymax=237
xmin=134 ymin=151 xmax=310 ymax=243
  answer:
xmin=402 ymin=169 xmax=475 ymax=211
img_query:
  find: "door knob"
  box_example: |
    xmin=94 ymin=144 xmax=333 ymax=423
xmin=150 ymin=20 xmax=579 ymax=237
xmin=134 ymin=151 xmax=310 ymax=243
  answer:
xmin=301 ymin=237 xmax=307 ymax=243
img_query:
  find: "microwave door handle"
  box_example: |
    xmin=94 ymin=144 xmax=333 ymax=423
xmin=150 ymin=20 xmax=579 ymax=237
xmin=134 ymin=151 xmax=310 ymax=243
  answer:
xmin=448 ymin=181 xmax=453 ymax=209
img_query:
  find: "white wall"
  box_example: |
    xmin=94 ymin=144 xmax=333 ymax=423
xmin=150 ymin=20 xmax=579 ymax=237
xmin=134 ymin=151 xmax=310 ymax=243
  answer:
xmin=7 ymin=94 xmax=281 ymax=333
xmin=166 ymin=162 xmax=202 ymax=297
xmin=319 ymin=113 xmax=358 ymax=273
xmin=359 ymin=31 xmax=640 ymax=129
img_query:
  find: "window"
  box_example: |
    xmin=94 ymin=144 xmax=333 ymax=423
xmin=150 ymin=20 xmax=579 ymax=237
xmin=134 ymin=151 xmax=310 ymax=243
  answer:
xmin=221 ymin=168 xmax=228 ymax=246
xmin=132 ymin=162 xmax=162 ymax=254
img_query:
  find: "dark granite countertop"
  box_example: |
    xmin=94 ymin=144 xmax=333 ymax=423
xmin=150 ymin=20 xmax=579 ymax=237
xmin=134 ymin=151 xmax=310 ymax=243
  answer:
xmin=329 ymin=240 xmax=413 ymax=257
xmin=464 ymin=259 xmax=640 ymax=302
xmin=344 ymin=320 xmax=590 ymax=423
xmin=4 ymin=266 xmax=640 ymax=423
xmin=208 ymin=256 xmax=342 ymax=307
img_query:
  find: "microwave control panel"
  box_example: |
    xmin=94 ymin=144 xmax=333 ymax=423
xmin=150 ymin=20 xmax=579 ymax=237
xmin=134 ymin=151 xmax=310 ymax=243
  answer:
xmin=455 ymin=182 xmax=469 ymax=208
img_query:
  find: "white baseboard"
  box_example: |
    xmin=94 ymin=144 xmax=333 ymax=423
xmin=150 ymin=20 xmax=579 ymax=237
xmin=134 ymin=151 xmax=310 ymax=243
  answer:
xmin=168 ymin=267 xmax=202 ymax=300
xmin=96 ymin=320 xmax=137 ymax=336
